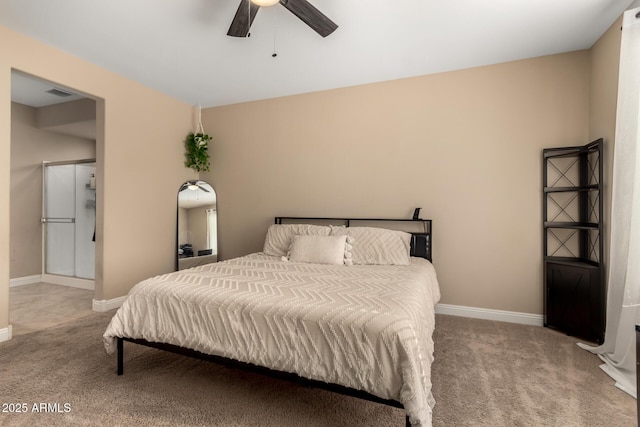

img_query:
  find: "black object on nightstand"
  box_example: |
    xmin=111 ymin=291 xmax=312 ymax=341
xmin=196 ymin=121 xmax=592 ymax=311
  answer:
xmin=543 ymin=139 xmax=605 ymax=344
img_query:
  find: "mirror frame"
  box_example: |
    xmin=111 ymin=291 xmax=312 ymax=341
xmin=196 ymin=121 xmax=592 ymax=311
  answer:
xmin=176 ymin=180 xmax=218 ymax=270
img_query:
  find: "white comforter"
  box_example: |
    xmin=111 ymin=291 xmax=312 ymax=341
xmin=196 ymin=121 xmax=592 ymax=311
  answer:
xmin=103 ymin=253 xmax=440 ymax=426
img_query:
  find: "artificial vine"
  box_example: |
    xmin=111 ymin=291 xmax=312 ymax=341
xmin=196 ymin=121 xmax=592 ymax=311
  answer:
xmin=184 ymin=132 xmax=211 ymax=172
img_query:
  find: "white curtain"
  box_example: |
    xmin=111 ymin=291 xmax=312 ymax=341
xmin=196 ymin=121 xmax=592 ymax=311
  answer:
xmin=577 ymin=6 xmax=640 ymax=398
xmin=206 ymin=208 xmax=217 ymax=254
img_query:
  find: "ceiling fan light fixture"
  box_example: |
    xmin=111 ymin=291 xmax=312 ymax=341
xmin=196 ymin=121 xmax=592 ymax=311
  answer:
xmin=228 ymin=0 xmax=338 ymax=38
xmin=188 ymin=184 xmax=199 ymax=191
xmin=251 ymin=0 xmax=279 ymax=6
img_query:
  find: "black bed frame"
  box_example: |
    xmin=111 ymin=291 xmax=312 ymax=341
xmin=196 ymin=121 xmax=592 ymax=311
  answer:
xmin=116 ymin=216 xmax=433 ymax=427
xmin=275 ymin=216 xmax=432 ymax=262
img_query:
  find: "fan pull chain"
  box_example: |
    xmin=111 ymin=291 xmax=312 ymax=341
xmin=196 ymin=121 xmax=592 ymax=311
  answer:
xmin=272 ymin=32 xmax=278 ymax=57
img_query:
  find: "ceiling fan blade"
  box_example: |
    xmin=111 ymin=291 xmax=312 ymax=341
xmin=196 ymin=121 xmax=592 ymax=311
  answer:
xmin=228 ymin=0 xmax=260 ymax=37
xmin=198 ymin=185 xmax=210 ymax=193
xmin=280 ymin=0 xmax=338 ymax=37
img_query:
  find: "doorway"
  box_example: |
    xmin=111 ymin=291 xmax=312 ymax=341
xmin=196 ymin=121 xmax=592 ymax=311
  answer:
xmin=10 ymin=70 xmax=100 ymax=336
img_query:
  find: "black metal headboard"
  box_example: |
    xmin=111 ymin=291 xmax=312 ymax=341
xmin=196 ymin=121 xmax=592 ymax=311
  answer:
xmin=274 ymin=217 xmax=432 ymax=262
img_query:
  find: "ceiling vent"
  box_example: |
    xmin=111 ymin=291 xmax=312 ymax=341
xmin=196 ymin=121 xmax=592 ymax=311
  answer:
xmin=46 ymin=88 xmax=73 ymax=97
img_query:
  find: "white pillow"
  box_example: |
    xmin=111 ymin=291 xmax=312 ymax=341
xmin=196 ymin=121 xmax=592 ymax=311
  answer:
xmin=288 ymin=235 xmax=348 ymax=265
xmin=330 ymin=226 xmax=411 ymax=265
xmin=263 ymin=224 xmax=331 ymax=257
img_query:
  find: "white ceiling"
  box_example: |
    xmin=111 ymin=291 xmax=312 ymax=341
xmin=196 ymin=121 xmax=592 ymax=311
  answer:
xmin=11 ymin=71 xmax=97 ymax=139
xmin=1 ymin=0 xmax=634 ymax=108
xmin=11 ymin=72 xmax=86 ymax=107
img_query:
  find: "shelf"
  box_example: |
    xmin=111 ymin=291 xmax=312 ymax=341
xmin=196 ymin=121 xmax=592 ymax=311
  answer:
xmin=543 ymin=138 xmax=604 ymax=344
xmin=543 ymin=149 xmax=582 ymax=159
xmin=544 ymin=257 xmax=599 ymax=268
xmin=544 ymin=221 xmax=599 ymax=229
xmin=543 ymin=142 xmax=601 ymax=159
xmin=544 ymin=185 xmax=599 ymax=193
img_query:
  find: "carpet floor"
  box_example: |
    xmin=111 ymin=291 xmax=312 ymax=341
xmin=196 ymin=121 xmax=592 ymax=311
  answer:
xmin=0 ymin=311 xmax=635 ymax=426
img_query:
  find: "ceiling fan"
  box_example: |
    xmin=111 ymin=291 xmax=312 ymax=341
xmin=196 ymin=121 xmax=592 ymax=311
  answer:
xmin=228 ymin=0 xmax=338 ymax=38
xmin=179 ymin=181 xmax=210 ymax=192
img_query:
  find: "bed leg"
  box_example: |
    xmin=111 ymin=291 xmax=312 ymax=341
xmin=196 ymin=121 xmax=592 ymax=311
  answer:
xmin=405 ymin=415 xmax=411 ymax=427
xmin=117 ymin=337 xmax=124 ymax=375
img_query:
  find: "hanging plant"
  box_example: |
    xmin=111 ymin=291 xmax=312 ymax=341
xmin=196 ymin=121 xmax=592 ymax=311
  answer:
xmin=184 ymin=105 xmax=212 ymax=172
xmin=184 ymin=132 xmax=211 ymax=172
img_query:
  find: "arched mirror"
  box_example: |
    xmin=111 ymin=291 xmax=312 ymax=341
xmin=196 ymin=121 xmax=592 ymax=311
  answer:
xmin=177 ymin=180 xmax=217 ymax=270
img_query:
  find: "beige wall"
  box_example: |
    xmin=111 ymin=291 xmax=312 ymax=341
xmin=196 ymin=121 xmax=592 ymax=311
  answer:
xmin=202 ymin=51 xmax=591 ymax=315
xmin=0 ymin=25 xmax=196 ymax=332
xmin=10 ymin=101 xmax=96 ymax=279
xmin=36 ymin=98 xmax=97 ymax=139
xmin=589 ymin=16 xmax=623 ymax=276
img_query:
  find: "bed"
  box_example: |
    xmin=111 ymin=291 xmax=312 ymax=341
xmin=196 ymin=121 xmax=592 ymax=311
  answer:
xmin=103 ymin=217 xmax=440 ymax=426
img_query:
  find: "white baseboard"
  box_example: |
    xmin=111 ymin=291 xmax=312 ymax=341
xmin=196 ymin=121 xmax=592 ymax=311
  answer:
xmin=9 ymin=275 xmax=42 ymax=287
xmin=0 ymin=325 xmax=12 ymax=343
xmin=435 ymin=303 xmax=544 ymax=326
xmin=41 ymin=274 xmax=94 ymax=290
xmin=92 ymin=295 xmax=127 ymax=312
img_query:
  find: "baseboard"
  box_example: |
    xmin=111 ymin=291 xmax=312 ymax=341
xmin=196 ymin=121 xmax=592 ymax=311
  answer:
xmin=0 ymin=325 xmax=12 ymax=343
xmin=435 ymin=303 xmax=544 ymax=326
xmin=92 ymin=296 xmax=127 ymax=312
xmin=41 ymin=274 xmax=94 ymax=290
xmin=9 ymin=275 xmax=42 ymax=287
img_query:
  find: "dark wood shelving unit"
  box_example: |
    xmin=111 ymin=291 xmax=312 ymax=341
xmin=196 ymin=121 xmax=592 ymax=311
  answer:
xmin=544 ymin=221 xmax=599 ymax=229
xmin=543 ymin=138 xmax=605 ymax=344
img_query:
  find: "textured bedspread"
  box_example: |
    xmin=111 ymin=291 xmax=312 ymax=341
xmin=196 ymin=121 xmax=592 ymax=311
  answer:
xmin=103 ymin=253 xmax=440 ymax=426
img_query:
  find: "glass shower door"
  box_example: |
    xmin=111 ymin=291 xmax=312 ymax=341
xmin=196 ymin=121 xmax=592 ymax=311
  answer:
xmin=42 ymin=161 xmax=96 ymax=279
xmin=43 ymin=164 xmax=76 ymax=276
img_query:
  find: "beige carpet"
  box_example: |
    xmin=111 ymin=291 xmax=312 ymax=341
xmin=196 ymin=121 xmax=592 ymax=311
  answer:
xmin=431 ymin=315 xmax=635 ymax=426
xmin=0 ymin=312 xmax=635 ymax=426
